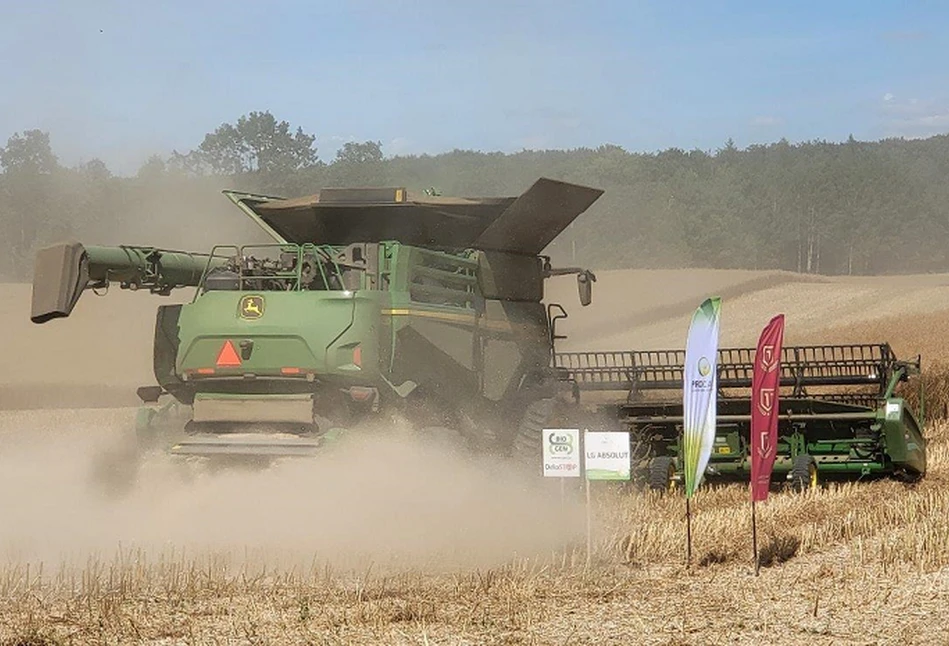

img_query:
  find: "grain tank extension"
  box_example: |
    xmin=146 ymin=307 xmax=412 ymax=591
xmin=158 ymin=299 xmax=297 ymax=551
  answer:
xmin=31 ymin=179 xmax=603 ymax=462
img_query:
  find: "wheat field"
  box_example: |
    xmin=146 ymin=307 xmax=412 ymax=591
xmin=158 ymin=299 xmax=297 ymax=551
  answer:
xmin=3 ymin=270 xmax=949 ymax=645
xmin=4 ymin=423 xmax=949 ymax=645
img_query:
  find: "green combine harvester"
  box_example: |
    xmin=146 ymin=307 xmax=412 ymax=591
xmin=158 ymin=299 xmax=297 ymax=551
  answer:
xmin=31 ymin=179 xmax=601 ymax=466
xmin=555 ymin=343 xmax=928 ymax=490
xmin=30 ymin=177 xmax=927 ymax=493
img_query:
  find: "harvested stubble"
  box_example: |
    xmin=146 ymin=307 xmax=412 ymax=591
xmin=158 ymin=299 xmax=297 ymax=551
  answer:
xmin=4 ymin=422 xmax=949 ymax=645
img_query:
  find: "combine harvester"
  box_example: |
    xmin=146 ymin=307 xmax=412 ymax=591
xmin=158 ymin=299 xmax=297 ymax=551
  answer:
xmin=555 ymin=343 xmax=928 ymax=491
xmin=29 ymin=178 xmax=927 ymax=493
xmin=30 ymin=179 xmax=602 ymax=475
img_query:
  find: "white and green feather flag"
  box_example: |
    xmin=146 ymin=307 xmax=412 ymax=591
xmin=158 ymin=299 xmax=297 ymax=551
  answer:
xmin=682 ymin=297 xmax=721 ymax=498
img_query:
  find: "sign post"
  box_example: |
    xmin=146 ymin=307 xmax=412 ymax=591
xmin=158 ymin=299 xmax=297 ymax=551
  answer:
xmin=542 ymin=428 xmax=581 ymax=479
xmin=542 ymin=428 xmax=581 ymax=512
xmin=583 ymin=430 xmax=631 ymax=565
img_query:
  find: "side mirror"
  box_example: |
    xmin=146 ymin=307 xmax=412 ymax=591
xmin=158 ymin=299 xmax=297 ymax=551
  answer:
xmin=577 ymin=270 xmax=595 ymax=306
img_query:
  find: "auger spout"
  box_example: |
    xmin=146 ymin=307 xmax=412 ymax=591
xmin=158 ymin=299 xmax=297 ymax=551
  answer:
xmin=31 ymin=242 xmax=216 ymax=324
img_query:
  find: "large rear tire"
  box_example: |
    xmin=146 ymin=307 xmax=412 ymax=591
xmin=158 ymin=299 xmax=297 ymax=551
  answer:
xmin=648 ymin=455 xmax=677 ymax=493
xmin=511 ymin=397 xmax=557 ymax=464
xmin=789 ymin=454 xmax=818 ymax=492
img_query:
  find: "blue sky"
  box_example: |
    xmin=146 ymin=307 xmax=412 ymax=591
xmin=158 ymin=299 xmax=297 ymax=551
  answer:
xmin=0 ymin=0 xmax=946 ymax=174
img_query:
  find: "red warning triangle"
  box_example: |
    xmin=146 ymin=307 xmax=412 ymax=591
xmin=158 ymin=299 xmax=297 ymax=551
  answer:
xmin=215 ymin=340 xmax=242 ymax=367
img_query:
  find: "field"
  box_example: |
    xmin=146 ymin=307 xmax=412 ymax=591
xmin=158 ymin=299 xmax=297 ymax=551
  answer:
xmin=3 ymin=270 xmax=949 ymax=645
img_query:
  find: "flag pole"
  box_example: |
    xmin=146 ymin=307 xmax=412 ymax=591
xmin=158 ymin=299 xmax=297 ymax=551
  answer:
xmin=686 ymin=496 xmax=692 ymax=567
xmin=752 ymin=497 xmax=759 ymax=576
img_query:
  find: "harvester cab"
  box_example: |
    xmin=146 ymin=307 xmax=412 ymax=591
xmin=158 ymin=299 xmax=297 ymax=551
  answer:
xmin=30 ymin=178 xmax=604 ymax=467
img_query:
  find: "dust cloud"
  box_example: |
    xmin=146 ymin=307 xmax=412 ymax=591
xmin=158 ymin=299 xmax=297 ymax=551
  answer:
xmin=0 ymin=408 xmax=587 ymax=573
xmin=0 ymin=277 xmax=588 ymax=577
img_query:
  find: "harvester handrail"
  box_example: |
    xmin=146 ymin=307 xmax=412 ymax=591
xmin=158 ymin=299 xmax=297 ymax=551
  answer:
xmin=554 ymin=343 xmax=897 ymax=399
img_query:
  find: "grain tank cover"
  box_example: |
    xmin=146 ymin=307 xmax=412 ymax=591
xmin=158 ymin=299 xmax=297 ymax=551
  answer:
xmin=233 ymin=178 xmax=603 ymax=254
xmin=472 ymin=179 xmax=604 ymax=254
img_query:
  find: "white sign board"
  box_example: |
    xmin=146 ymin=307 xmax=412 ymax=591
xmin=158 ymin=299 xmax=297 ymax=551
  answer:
xmin=885 ymin=400 xmax=902 ymax=420
xmin=584 ymin=431 xmax=631 ymax=480
xmin=542 ymin=428 xmax=581 ymax=477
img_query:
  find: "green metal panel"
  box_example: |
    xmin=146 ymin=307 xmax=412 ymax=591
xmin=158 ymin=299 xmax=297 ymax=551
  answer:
xmin=882 ymin=398 xmax=927 ymax=474
xmin=176 ymin=289 xmax=379 ymax=382
xmin=477 ymin=251 xmax=544 ymax=302
xmin=83 ymin=245 xmax=212 ymax=288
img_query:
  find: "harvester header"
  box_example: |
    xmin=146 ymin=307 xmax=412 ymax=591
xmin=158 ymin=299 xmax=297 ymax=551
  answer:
xmin=554 ymin=342 xmax=927 ymax=488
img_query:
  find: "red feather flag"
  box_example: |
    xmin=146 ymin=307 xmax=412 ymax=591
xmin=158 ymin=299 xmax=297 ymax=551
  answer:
xmin=750 ymin=314 xmax=785 ymax=503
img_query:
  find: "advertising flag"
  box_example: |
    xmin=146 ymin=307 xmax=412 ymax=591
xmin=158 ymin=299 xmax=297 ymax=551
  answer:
xmin=750 ymin=315 xmax=785 ymax=502
xmin=682 ymin=297 xmax=721 ymax=498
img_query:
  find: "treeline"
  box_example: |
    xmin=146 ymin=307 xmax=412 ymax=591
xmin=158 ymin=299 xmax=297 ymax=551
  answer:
xmin=2 ymin=111 xmax=949 ymax=280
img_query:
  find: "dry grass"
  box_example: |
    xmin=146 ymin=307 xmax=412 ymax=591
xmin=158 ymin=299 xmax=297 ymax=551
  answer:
xmin=813 ymin=309 xmax=949 ymax=417
xmin=813 ymin=310 xmax=949 ymax=365
xmin=2 ymin=421 xmax=949 ymax=644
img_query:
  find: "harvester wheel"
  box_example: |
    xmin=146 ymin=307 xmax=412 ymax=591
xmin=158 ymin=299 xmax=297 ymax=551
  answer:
xmin=511 ymin=398 xmax=557 ymax=462
xmin=648 ymin=456 xmax=677 ymax=493
xmin=790 ymin=454 xmax=818 ymax=492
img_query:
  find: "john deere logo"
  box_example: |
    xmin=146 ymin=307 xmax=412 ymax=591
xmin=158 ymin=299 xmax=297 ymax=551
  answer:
xmin=239 ymin=295 xmax=265 ymax=320
xmin=698 ymin=357 xmax=712 ymax=377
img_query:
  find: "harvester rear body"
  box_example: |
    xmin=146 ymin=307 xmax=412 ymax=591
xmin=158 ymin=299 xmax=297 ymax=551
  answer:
xmin=30 ymin=180 xmax=603 ymax=463
xmin=555 ymin=343 xmax=927 ymax=490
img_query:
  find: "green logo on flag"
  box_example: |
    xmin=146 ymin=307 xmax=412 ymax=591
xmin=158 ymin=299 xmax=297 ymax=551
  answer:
xmin=698 ymin=356 xmax=712 ymax=377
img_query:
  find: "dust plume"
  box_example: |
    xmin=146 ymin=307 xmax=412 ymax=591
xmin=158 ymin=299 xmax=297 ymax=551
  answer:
xmin=0 ymin=408 xmax=587 ymax=572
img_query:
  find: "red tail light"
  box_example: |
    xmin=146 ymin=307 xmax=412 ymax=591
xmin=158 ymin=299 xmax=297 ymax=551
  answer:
xmin=348 ymin=386 xmax=376 ymax=402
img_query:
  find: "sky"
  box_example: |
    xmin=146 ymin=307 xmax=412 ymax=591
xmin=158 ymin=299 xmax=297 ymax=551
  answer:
xmin=0 ymin=0 xmax=947 ymax=175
